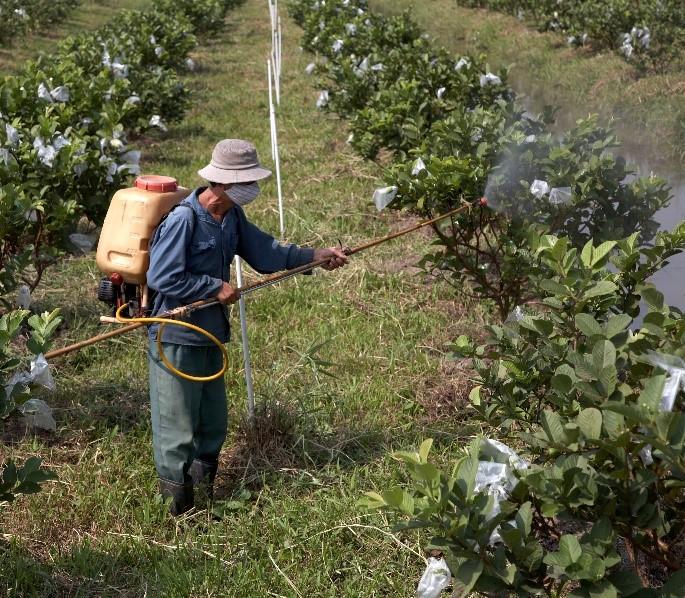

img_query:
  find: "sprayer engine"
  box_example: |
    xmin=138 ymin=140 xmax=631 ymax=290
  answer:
xmin=97 ymin=273 xmax=145 ymax=317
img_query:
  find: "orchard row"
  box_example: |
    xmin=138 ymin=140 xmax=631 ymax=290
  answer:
xmin=291 ymin=0 xmax=685 ymax=592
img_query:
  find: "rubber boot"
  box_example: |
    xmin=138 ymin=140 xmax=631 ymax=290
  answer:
xmin=159 ymin=479 xmax=194 ymax=516
xmin=189 ymin=459 xmax=218 ymax=506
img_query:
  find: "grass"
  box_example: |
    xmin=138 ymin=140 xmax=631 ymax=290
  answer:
xmin=0 ymin=0 xmax=489 ymax=595
xmin=370 ymin=0 xmax=685 ymax=170
xmin=0 ymin=0 xmax=152 ymax=74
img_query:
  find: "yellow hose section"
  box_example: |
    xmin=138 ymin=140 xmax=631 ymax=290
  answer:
xmin=115 ymin=303 xmax=228 ymax=382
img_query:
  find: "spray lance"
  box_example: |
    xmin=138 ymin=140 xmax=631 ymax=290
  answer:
xmin=44 ymin=197 xmax=488 ymax=380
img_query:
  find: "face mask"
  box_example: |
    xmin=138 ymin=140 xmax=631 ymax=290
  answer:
xmin=226 ymin=182 xmax=260 ymax=206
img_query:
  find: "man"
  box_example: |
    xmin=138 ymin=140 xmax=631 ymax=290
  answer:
xmin=146 ymin=139 xmax=347 ymax=515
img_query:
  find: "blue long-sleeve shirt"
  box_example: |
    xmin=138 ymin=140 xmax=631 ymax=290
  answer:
xmin=147 ymin=188 xmax=315 ymax=345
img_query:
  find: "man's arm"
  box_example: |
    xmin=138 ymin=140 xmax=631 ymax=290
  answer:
xmin=147 ymin=214 xmax=223 ymax=301
xmin=236 ymin=212 xmax=315 ymax=273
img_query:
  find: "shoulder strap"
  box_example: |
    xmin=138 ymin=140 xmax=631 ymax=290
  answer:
xmin=150 ymin=202 xmax=196 ymax=248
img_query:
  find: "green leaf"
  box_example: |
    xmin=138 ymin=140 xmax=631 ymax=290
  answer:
xmin=412 ymin=463 xmax=440 ymax=484
xmin=561 ymin=535 xmax=582 ymax=563
xmin=587 ymin=578 xmax=618 ymax=597
xmin=604 ymin=314 xmax=632 ymax=339
xmin=591 ymin=241 xmax=617 ymax=266
xmin=360 ymin=491 xmax=386 ymax=509
xmin=583 ymin=281 xmax=618 ymax=300
xmin=469 ymin=385 xmax=482 ymax=406
xmin=602 ymin=403 xmax=644 ymax=423
xmin=539 ymin=279 xmax=569 ymax=296
xmin=575 ymin=314 xmax=603 ymax=337
xmin=515 ymin=502 xmax=533 ymax=537
xmin=456 ymin=438 xmax=480 ymax=499
xmin=551 ymin=374 xmax=573 ymax=394
xmin=639 ymin=375 xmax=666 ymax=411
xmin=452 ymin=559 xmax=484 ymax=597
xmin=641 ymin=287 xmax=664 ymax=310
xmin=580 ymin=240 xmax=594 ymax=268
xmin=605 ymin=571 xmax=644 ymax=596
xmin=418 ymin=438 xmax=433 ymax=464
xmin=544 ymin=534 xmax=583 ymax=568
xmin=592 ymin=340 xmax=616 ymax=371
xmin=602 ymin=409 xmax=624 ymax=439
xmin=577 ymin=408 xmax=602 ymax=440
xmin=381 ymin=487 xmax=406 ymax=509
xmin=541 ymin=410 xmax=565 ymax=444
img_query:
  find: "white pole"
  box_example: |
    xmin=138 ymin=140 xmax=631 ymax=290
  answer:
xmin=273 ymin=33 xmax=281 ymax=106
xmin=278 ymin=16 xmax=283 ymax=82
xmin=235 ymin=256 xmax=255 ymax=421
xmin=268 ymin=0 xmax=275 ymax=32
xmin=267 ymin=60 xmax=277 ymax=162
xmin=267 ymin=59 xmax=285 ymax=239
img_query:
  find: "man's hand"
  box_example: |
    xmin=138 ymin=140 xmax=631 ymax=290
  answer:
xmin=216 ymin=282 xmax=240 ymax=304
xmin=313 ymin=247 xmax=349 ymax=271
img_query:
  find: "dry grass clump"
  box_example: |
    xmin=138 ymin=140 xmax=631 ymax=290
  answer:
xmin=218 ymin=400 xmax=314 ymax=492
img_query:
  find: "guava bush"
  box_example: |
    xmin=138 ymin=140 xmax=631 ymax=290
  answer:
xmin=389 ymin=115 xmax=670 ymax=316
xmin=292 ymin=0 xmax=685 ymax=592
xmin=457 ymin=0 xmax=685 ymax=72
xmin=1 ymin=309 xmax=62 ymax=507
xmin=0 ymin=0 xmax=237 ymax=298
xmin=0 ymin=0 xmax=80 ymax=46
xmin=364 ymin=230 xmax=685 ymax=594
xmin=290 ymin=0 xmax=671 ymax=319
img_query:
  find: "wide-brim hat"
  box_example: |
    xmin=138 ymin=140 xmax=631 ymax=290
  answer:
xmin=198 ymin=139 xmax=272 ymax=184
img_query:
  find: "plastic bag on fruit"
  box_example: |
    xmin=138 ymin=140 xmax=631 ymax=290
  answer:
xmin=530 ymin=179 xmax=550 ymax=199
xmin=4 ymin=354 xmax=56 ymax=402
xmin=37 ymin=83 xmax=53 ymax=103
xmin=111 ymin=62 xmax=129 ymax=79
xmin=637 ymin=352 xmax=685 ymax=465
xmin=16 ymin=285 xmax=31 ymax=309
xmin=50 ymin=86 xmax=70 ymax=102
xmin=646 ymin=352 xmax=685 ymax=412
xmin=416 ymin=557 xmax=451 ymax=598
xmin=475 ymin=439 xmax=529 ymax=544
xmin=455 ymin=57 xmax=470 ymax=71
xmin=149 ymin=115 xmax=167 ymax=132
xmin=479 ymin=73 xmax=501 ymax=87
xmin=412 ymin=157 xmax=426 ymax=176
xmin=19 ymin=399 xmax=56 ymax=432
xmin=316 ymin=90 xmax=329 ymax=109
xmin=6 ymin=123 xmax=20 ymax=146
xmin=33 ymin=137 xmax=57 ymax=167
xmin=548 ymin=187 xmax=572 ymax=206
xmin=373 ymin=186 xmax=397 ymax=211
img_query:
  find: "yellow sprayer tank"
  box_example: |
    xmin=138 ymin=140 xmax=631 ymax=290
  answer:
xmin=96 ymin=175 xmax=189 ymax=284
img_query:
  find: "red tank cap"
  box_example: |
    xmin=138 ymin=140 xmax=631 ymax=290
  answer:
xmin=135 ymin=175 xmax=178 ymax=193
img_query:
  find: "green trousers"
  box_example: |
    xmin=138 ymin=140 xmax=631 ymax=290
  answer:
xmin=148 ymin=340 xmax=227 ymax=484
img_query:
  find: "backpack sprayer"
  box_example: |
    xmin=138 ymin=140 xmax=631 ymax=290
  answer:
xmin=44 ymin=174 xmax=487 ymax=380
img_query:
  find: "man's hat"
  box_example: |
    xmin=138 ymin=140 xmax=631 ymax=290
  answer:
xmin=198 ymin=139 xmax=272 ymax=184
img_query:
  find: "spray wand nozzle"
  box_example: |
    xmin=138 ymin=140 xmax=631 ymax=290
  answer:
xmin=479 ymin=197 xmax=488 ymax=207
